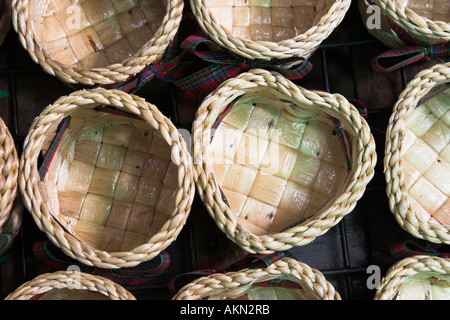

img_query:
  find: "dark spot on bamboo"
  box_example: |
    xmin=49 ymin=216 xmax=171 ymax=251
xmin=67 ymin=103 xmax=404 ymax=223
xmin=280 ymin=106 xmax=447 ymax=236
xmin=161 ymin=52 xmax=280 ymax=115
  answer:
xmin=144 ymin=131 xmax=149 ymax=136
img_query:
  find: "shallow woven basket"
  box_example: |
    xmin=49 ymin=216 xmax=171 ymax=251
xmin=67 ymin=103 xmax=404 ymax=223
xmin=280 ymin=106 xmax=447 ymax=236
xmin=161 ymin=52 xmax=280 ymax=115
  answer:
xmin=384 ymin=63 xmax=450 ymax=244
xmin=0 ymin=116 xmax=18 ymax=233
xmin=19 ymin=88 xmax=195 ymax=269
xmin=0 ymin=0 xmax=12 ymax=47
xmin=173 ymin=256 xmax=341 ymax=300
xmin=358 ymin=0 xmax=450 ymax=48
xmin=192 ymin=68 xmax=377 ymax=254
xmin=374 ymin=255 xmax=450 ymax=300
xmin=5 ymin=270 xmax=136 ymax=300
xmin=12 ymin=0 xmax=183 ymax=86
xmin=190 ymin=0 xmax=351 ymax=60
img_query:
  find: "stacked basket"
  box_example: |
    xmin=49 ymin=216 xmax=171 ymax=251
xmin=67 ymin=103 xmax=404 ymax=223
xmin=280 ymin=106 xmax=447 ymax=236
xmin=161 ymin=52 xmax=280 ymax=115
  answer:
xmin=11 ymin=0 xmax=184 ymax=86
xmin=190 ymin=0 xmax=351 ymax=60
xmin=173 ymin=256 xmax=341 ymax=300
xmin=384 ymin=62 xmax=450 ymax=245
xmin=5 ymin=270 xmax=136 ymax=300
xmin=192 ymin=68 xmax=376 ymax=254
xmin=19 ymin=88 xmax=195 ymax=269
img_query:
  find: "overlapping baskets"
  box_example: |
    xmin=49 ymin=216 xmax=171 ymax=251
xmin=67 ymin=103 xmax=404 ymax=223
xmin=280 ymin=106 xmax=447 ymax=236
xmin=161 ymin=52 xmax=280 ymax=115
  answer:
xmin=375 ymin=255 xmax=450 ymax=300
xmin=11 ymin=0 xmax=184 ymax=86
xmin=384 ymin=62 xmax=450 ymax=244
xmin=19 ymin=88 xmax=195 ymax=269
xmin=190 ymin=0 xmax=351 ymax=60
xmin=192 ymin=68 xmax=377 ymax=254
xmin=5 ymin=270 xmax=136 ymax=300
xmin=173 ymin=256 xmax=341 ymax=300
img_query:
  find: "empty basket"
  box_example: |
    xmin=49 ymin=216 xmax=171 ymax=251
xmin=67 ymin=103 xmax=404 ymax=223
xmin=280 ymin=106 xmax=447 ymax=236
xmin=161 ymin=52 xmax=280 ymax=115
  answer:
xmin=5 ymin=270 xmax=136 ymax=300
xmin=192 ymin=68 xmax=377 ymax=254
xmin=375 ymin=255 xmax=450 ymax=300
xmin=173 ymin=256 xmax=341 ymax=300
xmin=190 ymin=0 xmax=351 ymax=60
xmin=12 ymin=0 xmax=184 ymax=86
xmin=0 ymin=0 xmax=11 ymax=47
xmin=384 ymin=62 xmax=450 ymax=244
xmin=19 ymin=88 xmax=195 ymax=269
xmin=358 ymin=0 xmax=450 ymax=48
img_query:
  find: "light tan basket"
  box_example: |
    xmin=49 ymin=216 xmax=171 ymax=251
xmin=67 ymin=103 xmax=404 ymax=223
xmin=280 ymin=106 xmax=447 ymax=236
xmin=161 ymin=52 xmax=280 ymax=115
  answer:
xmin=192 ymin=68 xmax=377 ymax=254
xmin=0 ymin=116 xmax=18 ymax=233
xmin=173 ymin=256 xmax=341 ymax=300
xmin=0 ymin=0 xmax=11 ymax=47
xmin=5 ymin=270 xmax=136 ymax=300
xmin=190 ymin=0 xmax=351 ymax=61
xmin=358 ymin=0 xmax=450 ymax=48
xmin=375 ymin=255 xmax=450 ymax=300
xmin=19 ymin=88 xmax=195 ymax=269
xmin=384 ymin=62 xmax=450 ymax=244
xmin=11 ymin=0 xmax=183 ymax=86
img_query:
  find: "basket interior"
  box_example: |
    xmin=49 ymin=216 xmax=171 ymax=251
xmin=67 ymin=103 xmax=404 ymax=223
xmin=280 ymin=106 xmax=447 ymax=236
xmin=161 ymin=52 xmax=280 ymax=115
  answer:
xmin=38 ymin=107 xmax=179 ymax=252
xmin=400 ymin=85 xmax=449 ymax=227
xmin=394 ymin=273 xmax=450 ymax=300
xmin=36 ymin=288 xmax=111 ymax=300
xmin=207 ymin=0 xmax=330 ymax=42
xmin=396 ymin=0 xmax=450 ymax=23
xmin=32 ymin=0 xmax=168 ymax=69
xmin=225 ymin=281 xmax=316 ymax=300
xmin=208 ymin=92 xmax=351 ymax=235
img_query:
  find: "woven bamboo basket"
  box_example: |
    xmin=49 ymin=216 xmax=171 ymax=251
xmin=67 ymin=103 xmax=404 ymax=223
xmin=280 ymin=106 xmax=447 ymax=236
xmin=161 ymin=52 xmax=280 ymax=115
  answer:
xmin=0 ymin=116 xmax=19 ymax=233
xmin=173 ymin=256 xmax=341 ymax=300
xmin=11 ymin=0 xmax=183 ymax=86
xmin=375 ymin=255 xmax=450 ymax=300
xmin=0 ymin=0 xmax=11 ymax=47
xmin=19 ymin=88 xmax=195 ymax=269
xmin=384 ymin=62 xmax=450 ymax=244
xmin=190 ymin=0 xmax=351 ymax=61
xmin=5 ymin=270 xmax=136 ymax=300
xmin=358 ymin=0 xmax=450 ymax=48
xmin=192 ymin=68 xmax=377 ymax=254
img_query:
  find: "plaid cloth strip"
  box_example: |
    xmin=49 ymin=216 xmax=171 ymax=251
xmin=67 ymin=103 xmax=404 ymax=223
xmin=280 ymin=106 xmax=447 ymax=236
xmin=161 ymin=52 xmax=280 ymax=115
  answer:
xmin=391 ymin=240 xmax=449 ymax=260
xmin=112 ymin=34 xmax=313 ymax=100
xmin=33 ymin=241 xmax=171 ymax=286
xmin=0 ymin=232 xmax=14 ymax=263
xmin=372 ymin=24 xmax=449 ymax=72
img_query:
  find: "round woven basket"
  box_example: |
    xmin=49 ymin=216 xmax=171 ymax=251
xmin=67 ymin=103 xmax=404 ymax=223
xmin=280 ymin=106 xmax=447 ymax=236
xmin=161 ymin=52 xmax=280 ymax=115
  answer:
xmin=5 ymin=270 xmax=136 ymax=300
xmin=190 ymin=0 xmax=351 ymax=61
xmin=192 ymin=68 xmax=377 ymax=254
xmin=173 ymin=256 xmax=341 ymax=300
xmin=11 ymin=0 xmax=183 ymax=86
xmin=358 ymin=0 xmax=450 ymax=48
xmin=375 ymin=255 xmax=450 ymax=300
xmin=0 ymin=0 xmax=12 ymax=47
xmin=384 ymin=62 xmax=450 ymax=244
xmin=19 ymin=88 xmax=195 ymax=269
xmin=0 ymin=116 xmax=18 ymax=233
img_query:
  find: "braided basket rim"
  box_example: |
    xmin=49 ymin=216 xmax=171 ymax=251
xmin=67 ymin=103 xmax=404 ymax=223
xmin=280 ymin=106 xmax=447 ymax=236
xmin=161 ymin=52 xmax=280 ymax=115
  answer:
xmin=11 ymin=0 xmax=184 ymax=86
xmin=19 ymin=88 xmax=196 ymax=269
xmin=374 ymin=255 xmax=450 ymax=300
xmin=191 ymin=68 xmax=377 ymax=254
xmin=173 ymin=257 xmax=342 ymax=300
xmin=384 ymin=62 xmax=450 ymax=245
xmin=372 ymin=0 xmax=450 ymax=42
xmin=5 ymin=270 xmax=137 ymax=300
xmin=189 ymin=0 xmax=352 ymax=60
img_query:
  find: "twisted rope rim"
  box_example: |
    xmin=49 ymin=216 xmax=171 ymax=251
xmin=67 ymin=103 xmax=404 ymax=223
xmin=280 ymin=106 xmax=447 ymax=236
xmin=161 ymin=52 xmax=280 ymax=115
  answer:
xmin=192 ymin=68 xmax=377 ymax=254
xmin=5 ymin=270 xmax=137 ymax=300
xmin=173 ymin=257 xmax=341 ymax=300
xmin=384 ymin=62 xmax=450 ymax=245
xmin=374 ymin=255 xmax=450 ymax=300
xmin=0 ymin=116 xmax=18 ymax=230
xmin=11 ymin=0 xmax=184 ymax=86
xmin=373 ymin=0 xmax=450 ymax=42
xmin=189 ymin=0 xmax=351 ymax=60
xmin=19 ymin=88 xmax=195 ymax=269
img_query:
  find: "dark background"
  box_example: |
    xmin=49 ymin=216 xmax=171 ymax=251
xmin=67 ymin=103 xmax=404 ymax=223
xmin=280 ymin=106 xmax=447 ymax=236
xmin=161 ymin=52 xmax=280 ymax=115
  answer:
xmin=0 ymin=1 xmax=447 ymax=300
